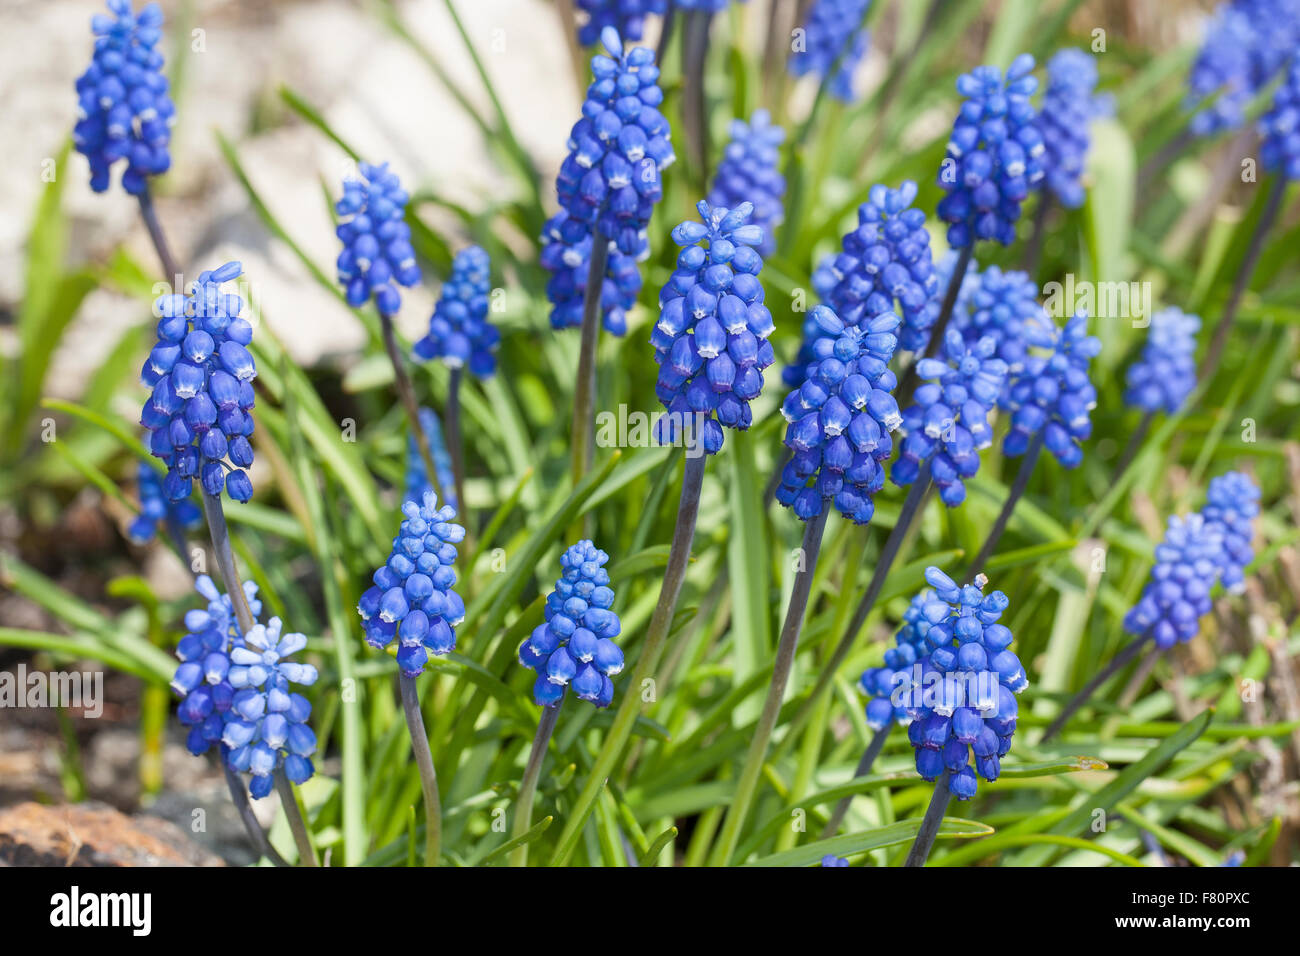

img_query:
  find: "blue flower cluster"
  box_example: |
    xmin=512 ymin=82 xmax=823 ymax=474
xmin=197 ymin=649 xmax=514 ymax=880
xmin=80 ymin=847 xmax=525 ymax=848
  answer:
xmin=788 ymin=0 xmax=872 ymax=103
xmin=335 ymin=162 xmax=421 ymax=318
xmin=651 ymin=200 xmax=776 ymax=455
xmin=708 ymin=110 xmax=786 ymax=256
xmin=952 ymin=264 xmax=1042 ymax=383
xmin=776 ymin=305 xmax=902 ymax=523
xmin=1187 ymin=0 xmax=1300 ymax=137
xmin=820 ymin=855 xmax=850 ymax=867
xmin=576 ymin=0 xmax=667 ymax=47
xmin=892 ymin=330 xmax=1008 ymax=507
xmin=127 ymin=460 xmax=200 ymax=544
xmin=555 ymin=28 xmax=673 ymax=258
xmin=1201 ymin=471 xmax=1260 ymax=592
xmin=171 ymin=575 xmax=318 ymax=799
xmin=413 ymin=246 xmax=498 ymax=377
xmin=73 ymin=0 xmax=174 ymax=195
xmin=518 ymin=541 xmax=624 ymax=709
xmin=827 ymin=181 xmax=939 ymax=354
xmin=1260 ymin=54 xmax=1300 ymax=180
xmin=1123 ymin=307 xmax=1200 ymax=415
xmin=675 ymin=0 xmax=744 ymax=10
xmin=404 ymin=407 xmax=458 ymax=512
xmin=540 ymin=211 xmax=642 ymax=335
xmin=898 ymin=568 xmax=1023 ymax=799
xmin=1123 ymin=513 xmax=1225 ymax=650
xmin=1038 ymin=49 xmax=1100 ymax=208
xmin=937 ymin=55 xmax=1045 ymax=247
xmin=141 ymin=261 xmax=257 ymax=503
xmin=860 ymin=589 xmax=941 ymax=730
xmin=357 ymin=491 xmax=466 ymax=677
xmin=1001 ymin=311 xmax=1099 ymax=468
xmin=781 ymin=254 xmax=839 ymax=389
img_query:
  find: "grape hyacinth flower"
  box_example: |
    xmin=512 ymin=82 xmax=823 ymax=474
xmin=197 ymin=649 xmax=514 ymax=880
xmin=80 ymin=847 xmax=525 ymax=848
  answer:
xmin=1037 ymin=49 xmax=1101 ymax=209
xmin=73 ymin=0 xmax=174 ymax=195
xmin=357 ymin=491 xmax=466 ymax=678
xmin=576 ymin=0 xmax=667 ymax=47
xmin=540 ymin=210 xmax=642 ymax=335
xmin=140 ymin=261 xmax=257 ymax=503
xmin=1002 ymin=311 xmax=1100 ymax=468
xmin=708 ymin=110 xmax=786 ymax=256
xmin=651 ymin=200 xmax=776 ymax=456
xmin=1123 ymin=307 xmax=1200 ymax=415
xmin=127 ymin=460 xmax=200 ymax=545
xmin=892 ymin=330 xmax=1008 ymax=508
xmin=820 ymin=855 xmax=850 ymax=867
xmin=335 ymin=162 xmax=420 ymax=318
xmin=1200 ymin=470 xmax=1260 ymax=592
xmin=827 ymin=181 xmax=939 ymax=354
xmin=936 ymin=55 xmax=1045 ymax=249
xmin=1260 ymin=54 xmax=1300 ymax=180
xmin=405 ymin=407 xmax=458 ymax=512
xmin=788 ymin=0 xmax=872 ymax=102
xmin=1122 ymin=513 xmax=1225 ymax=650
xmin=776 ymin=305 xmax=901 ymax=523
xmin=901 ymin=568 xmax=1022 ymax=800
xmin=952 ymin=264 xmax=1041 ymax=388
xmin=860 ymin=589 xmax=941 ymax=731
xmin=517 ymin=540 xmax=624 ymax=708
xmin=413 ymin=246 xmax=497 ymax=377
xmin=781 ymin=254 xmax=841 ymax=390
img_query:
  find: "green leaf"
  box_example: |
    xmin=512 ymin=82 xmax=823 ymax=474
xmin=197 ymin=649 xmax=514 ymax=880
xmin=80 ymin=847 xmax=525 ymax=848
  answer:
xmin=741 ymin=818 xmax=993 ymax=867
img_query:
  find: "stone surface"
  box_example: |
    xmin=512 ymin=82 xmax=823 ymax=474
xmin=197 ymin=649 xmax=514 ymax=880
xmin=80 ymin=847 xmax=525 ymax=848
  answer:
xmin=0 ymin=801 xmax=225 ymax=866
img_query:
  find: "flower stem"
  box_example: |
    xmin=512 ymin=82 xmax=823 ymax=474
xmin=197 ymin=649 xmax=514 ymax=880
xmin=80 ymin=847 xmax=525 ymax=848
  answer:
xmin=549 ymin=451 xmax=707 ymax=865
xmin=1040 ymin=633 xmax=1152 ymax=742
xmin=447 ymin=367 xmax=468 ymax=517
xmin=571 ymin=231 xmax=610 ymax=489
xmin=1023 ymin=193 xmax=1051 ymax=278
xmin=709 ymin=504 xmax=830 ymax=866
xmin=199 ymin=492 xmax=255 ymax=635
xmin=682 ymin=9 xmax=713 ymax=177
xmin=793 ymin=468 xmax=932 ymax=731
xmin=137 ymin=186 xmax=181 ymax=289
xmin=903 ymin=771 xmax=951 ymax=867
xmin=820 ymin=725 xmax=891 ymax=838
xmin=510 ymin=700 xmax=563 ymax=867
xmin=1199 ymin=175 xmax=1287 ymax=382
xmin=273 ymin=768 xmax=319 ymax=866
xmin=656 ymin=2 xmax=678 ymax=64
xmin=380 ymin=313 xmax=446 ymax=506
xmin=763 ymin=445 xmax=793 ymax=507
xmin=1111 ymin=409 xmax=1154 ymax=489
xmin=399 ymin=672 xmax=443 ymax=866
xmin=895 ymin=243 xmax=973 ymax=402
xmin=223 ymin=763 xmax=288 ymax=867
xmin=965 ymin=433 xmax=1042 ymax=578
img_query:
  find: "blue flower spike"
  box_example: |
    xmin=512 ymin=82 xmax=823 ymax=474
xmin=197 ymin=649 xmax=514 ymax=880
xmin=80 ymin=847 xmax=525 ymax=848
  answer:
xmin=1260 ymin=53 xmax=1300 ymax=179
xmin=404 ymin=407 xmax=458 ymax=512
xmin=860 ymin=588 xmax=946 ymax=730
xmin=651 ymin=200 xmax=776 ymax=456
xmin=1038 ymin=49 xmax=1103 ymax=208
xmin=820 ymin=854 xmax=851 ymax=867
xmin=1187 ymin=1 xmax=1300 ymax=138
xmin=1123 ymin=513 xmax=1225 ymax=651
xmin=951 ymin=264 xmax=1042 ymax=382
xmin=899 ymin=568 xmax=1023 ymax=799
xmin=775 ymin=303 xmax=902 ymax=524
xmin=357 ymin=491 xmax=467 ymax=678
xmin=576 ymin=1 xmax=667 ymax=47
xmin=413 ymin=246 xmax=498 ymax=378
xmin=1001 ymin=310 xmax=1100 ymax=468
xmin=892 ymin=329 xmax=1008 ymax=507
xmin=140 ymin=261 xmax=258 ymax=503
xmin=1123 ymin=307 xmax=1201 ymax=415
xmin=335 ymin=161 xmax=421 ymax=318
xmin=788 ymin=0 xmax=873 ymax=102
xmin=127 ymin=460 xmax=200 ymax=544
xmin=1200 ymin=470 xmax=1260 ymax=593
xmin=73 ymin=0 xmax=175 ymax=195
xmin=708 ymin=110 xmax=786 ymax=256
xmin=518 ymin=541 xmax=624 ymax=709
xmin=937 ymin=54 xmax=1045 ymax=248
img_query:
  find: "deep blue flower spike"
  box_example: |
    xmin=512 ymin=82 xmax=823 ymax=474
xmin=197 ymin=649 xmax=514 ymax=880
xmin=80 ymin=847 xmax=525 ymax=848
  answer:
xmin=357 ymin=491 xmax=467 ymax=678
xmin=651 ymin=200 xmax=776 ymax=455
xmin=335 ymin=162 xmax=421 ymax=318
xmin=404 ymin=407 xmax=458 ymax=512
xmin=1038 ymin=49 xmax=1102 ymax=208
xmin=1001 ymin=310 xmax=1100 ymax=468
xmin=892 ymin=329 xmax=1008 ymax=507
xmin=140 ymin=261 xmax=258 ymax=503
xmin=708 ymin=110 xmax=786 ymax=256
xmin=1123 ymin=513 xmax=1225 ymax=650
xmin=541 ymin=211 xmax=642 ymax=335
xmin=128 ymin=460 xmax=200 ymax=544
xmin=518 ymin=541 xmax=624 ymax=709
xmin=73 ymin=0 xmax=175 ymax=195
xmin=1200 ymin=470 xmax=1260 ymax=593
xmin=413 ymin=246 xmax=498 ymax=377
xmin=820 ymin=854 xmax=850 ymax=866
xmin=951 ymin=264 xmax=1042 ymax=384
xmin=576 ymin=1 xmax=667 ymax=47
xmin=898 ymin=568 xmax=1023 ymax=799
xmin=860 ymin=588 xmax=944 ymax=730
xmin=937 ymin=54 xmax=1045 ymax=248
xmin=1260 ymin=53 xmax=1300 ymax=179
xmin=788 ymin=0 xmax=873 ymax=103
xmin=776 ymin=303 xmax=901 ymax=523
xmin=1123 ymin=307 xmax=1200 ymax=415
